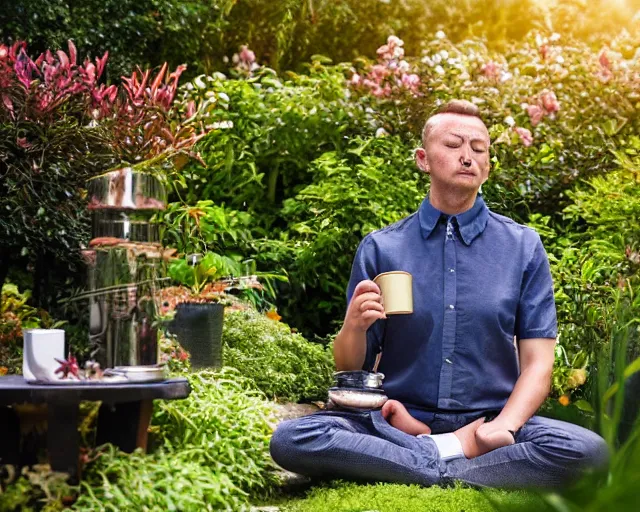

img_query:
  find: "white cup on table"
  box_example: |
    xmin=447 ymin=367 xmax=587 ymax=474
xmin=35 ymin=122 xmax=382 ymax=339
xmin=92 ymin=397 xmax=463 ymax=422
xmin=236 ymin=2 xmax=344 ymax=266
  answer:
xmin=23 ymin=329 xmax=66 ymax=382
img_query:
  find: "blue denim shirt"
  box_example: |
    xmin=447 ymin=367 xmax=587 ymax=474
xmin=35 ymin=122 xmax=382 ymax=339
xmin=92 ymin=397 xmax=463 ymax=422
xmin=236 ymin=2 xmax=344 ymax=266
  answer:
xmin=346 ymin=195 xmax=557 ymax=413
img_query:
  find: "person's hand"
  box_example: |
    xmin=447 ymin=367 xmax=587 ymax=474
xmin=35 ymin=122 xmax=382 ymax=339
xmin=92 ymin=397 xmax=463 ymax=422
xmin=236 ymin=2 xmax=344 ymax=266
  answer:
xmin=474 ymin=419 xmax=516 ymax=456
xmin=344 ymin=280 xmax=386 ymax=333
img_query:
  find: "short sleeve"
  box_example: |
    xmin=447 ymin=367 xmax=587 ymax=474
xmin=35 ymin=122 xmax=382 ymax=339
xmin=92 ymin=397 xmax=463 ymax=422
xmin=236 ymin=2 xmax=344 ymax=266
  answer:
xmin=515 ymin=234 xmax=558 ymax=341
xmin=346 ymin=236 xmax=386 ymax=371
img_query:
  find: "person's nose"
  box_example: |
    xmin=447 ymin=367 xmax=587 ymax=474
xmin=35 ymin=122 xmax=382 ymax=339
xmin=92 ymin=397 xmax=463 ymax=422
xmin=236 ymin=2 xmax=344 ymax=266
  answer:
xmin=459 ymin=146 xmax=472 ymax=167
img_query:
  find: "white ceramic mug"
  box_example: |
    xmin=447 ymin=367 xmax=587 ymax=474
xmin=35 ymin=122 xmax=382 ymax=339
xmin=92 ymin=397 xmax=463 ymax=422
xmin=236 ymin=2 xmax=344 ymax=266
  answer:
xmin=23 ymin=329 xmax=66 ymax=382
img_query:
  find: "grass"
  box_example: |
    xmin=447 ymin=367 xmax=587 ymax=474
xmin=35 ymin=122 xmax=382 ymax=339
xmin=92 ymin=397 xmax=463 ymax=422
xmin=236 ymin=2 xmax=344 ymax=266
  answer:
xmin=260 ymin=481 xmax=543 ymax=512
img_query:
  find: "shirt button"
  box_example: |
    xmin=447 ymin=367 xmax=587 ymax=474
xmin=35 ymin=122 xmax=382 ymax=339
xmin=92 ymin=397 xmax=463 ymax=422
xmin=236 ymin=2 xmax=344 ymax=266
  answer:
xmin=445 ymin=358 xmax=453 ymax=364
xmin=449 ymin=304 xmax=455 ymax=310
xmin=449 ymin=268 xmax=455 ymax=273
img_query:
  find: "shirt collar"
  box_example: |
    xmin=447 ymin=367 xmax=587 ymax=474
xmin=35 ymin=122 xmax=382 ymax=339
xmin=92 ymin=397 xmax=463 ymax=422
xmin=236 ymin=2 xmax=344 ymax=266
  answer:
xmin=418 ymin=194 xmax=489 ymax=245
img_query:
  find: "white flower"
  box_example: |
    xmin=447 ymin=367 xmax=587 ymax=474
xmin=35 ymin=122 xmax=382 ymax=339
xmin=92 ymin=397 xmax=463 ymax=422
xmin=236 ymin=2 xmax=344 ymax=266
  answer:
xmin=212 ymin=120 xmax=234 ymax=129
xmin=440 ymin=50 xmax=449 ymax=59
xmin=550 ymin=33 xmax=561 ymax=42
xmin=436 ymin=31 xmax=446 ymax=39
xmin=500 ymin=71 xmax=513 ymax=82
xmin=421 ymin=56 xmax=434 ymax=66
xmin=504 ymin=116 xmax=515 ymax=127
xmin=398 ymin=60 xmax=410 ymax=73
xmin=435 ymin=65 xmax=445 ymax=75
xmin=375 ymin=127 xmax=389 ymax=137
xmin=555 ymin=55 xmax=565 ymax=64
xmin=432 ymin=53 xmax=442 ymax=64
xmin=218 ymin=92 xmax=230 ymax=102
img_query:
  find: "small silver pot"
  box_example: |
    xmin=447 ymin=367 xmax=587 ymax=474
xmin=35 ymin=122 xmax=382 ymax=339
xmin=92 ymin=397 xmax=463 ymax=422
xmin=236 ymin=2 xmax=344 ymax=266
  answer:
xmin=333 ymin=370 xmax=385 ymax=389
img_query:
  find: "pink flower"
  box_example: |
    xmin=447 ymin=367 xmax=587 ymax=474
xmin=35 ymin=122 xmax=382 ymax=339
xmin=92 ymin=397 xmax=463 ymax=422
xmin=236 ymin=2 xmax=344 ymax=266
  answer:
xmin=514 ymin=126 xmax=533 ymax=147
xmin=376 ymin=44 xmax=391 ymax=57
xmin=481 ymin=61 xmax=500 ymax=79
xmin=598 ymin=49 xmax=611 ymax=71
xmin=350 ymin=73 xmax=361 ymax=86
xmin=540 ymin=90 xmax=559 ymax=114
xmin=239 ymin=45 xmax=256 ymax=64
xmin=387 ymin=35 xmax=404 ymax=48
xmin=597 ymin=49 xmax=613 ymax=82
xmin=370 ymin=64 xmax=388 ymax=81
xmin=526 ymin=104 xmax=544 ymax=126
xmin=539 ymin=45 xmax=550 ymax=60
xmin=401 ymin=73 xmax=420 ymax=91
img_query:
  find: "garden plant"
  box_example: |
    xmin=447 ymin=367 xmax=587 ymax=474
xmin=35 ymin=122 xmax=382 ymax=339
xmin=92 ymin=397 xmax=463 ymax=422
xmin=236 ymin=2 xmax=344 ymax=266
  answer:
xmin=1 ymin=1 xmax=640 ymax=510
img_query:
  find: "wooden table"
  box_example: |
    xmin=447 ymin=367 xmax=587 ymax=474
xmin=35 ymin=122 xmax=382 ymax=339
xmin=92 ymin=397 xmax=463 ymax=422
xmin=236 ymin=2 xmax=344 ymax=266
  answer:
xmin=0 ymin=376 xmax=190 ymax=480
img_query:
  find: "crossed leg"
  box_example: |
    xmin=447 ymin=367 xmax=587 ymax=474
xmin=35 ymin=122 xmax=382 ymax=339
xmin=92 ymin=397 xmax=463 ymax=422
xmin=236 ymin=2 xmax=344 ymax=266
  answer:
xmin=381 ymin=399 xmax=515 ymax=458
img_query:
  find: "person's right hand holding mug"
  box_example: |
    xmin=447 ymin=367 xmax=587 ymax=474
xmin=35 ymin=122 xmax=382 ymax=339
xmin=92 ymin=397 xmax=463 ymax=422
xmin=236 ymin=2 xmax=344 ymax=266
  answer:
xmin=344 ymin=280 xmax=387 ymax=333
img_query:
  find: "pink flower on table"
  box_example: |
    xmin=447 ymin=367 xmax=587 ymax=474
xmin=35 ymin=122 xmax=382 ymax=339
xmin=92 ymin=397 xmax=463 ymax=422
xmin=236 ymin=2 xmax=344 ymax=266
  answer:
xmin=540 ymin=90 xmax=560 ymax=114
xmin=481 ymin=61 xmax=500 ymax=79
xmin=514 ymin=126 xmax=533 ymax=147
xmin=526 ymin=104 xmax=544 ymax=126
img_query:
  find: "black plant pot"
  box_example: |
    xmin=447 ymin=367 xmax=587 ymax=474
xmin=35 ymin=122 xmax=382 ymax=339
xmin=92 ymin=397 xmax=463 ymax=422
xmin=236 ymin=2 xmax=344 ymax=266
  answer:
xmin=167 ymin=302 xmax=224 ymax=369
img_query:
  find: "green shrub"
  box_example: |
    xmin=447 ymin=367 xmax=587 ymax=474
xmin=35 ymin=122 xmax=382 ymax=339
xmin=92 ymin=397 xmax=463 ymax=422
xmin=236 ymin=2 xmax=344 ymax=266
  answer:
xmin=256 ymin=135 xmax=425 ymax=336
xmin=222 ymin=308 xmax=334 ymax=402
xmin=178 ymin=62 xmax=370 ymax=214
xmin=383 ymin=30 xmax=640 ymax=218
xmin=73 ymin=368 xmax=277 ymax=509
xmin=3 ymin=1 xmax=635 ymax=77
xmin=528 ymin=164 xmax=640 ymax=360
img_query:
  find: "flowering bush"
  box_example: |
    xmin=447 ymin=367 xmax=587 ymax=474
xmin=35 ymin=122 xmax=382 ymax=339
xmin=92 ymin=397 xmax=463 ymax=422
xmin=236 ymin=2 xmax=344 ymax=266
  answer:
xmin=350 ymin=35 xmax=421 ymax=97
xmin=352 ymin=30 xmax=640 ymax=217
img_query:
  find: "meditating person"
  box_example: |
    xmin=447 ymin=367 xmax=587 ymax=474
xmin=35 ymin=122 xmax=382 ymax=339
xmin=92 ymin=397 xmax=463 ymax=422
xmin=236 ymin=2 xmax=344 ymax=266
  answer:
xmin=270 ymin=100 xmax=608 ymax=488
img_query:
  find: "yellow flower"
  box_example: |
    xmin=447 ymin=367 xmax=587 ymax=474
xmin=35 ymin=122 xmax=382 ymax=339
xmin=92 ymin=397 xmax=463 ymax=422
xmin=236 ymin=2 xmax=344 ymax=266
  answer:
xmin=566 ymin=368 xmax=587 ymax=389
xmin=266 ymin=309 xmax=282 ymax=322
xmin=0 ymin=367 xmax=8 ymax=376
xmin=559 ymin=394 xmax=570 ymax=407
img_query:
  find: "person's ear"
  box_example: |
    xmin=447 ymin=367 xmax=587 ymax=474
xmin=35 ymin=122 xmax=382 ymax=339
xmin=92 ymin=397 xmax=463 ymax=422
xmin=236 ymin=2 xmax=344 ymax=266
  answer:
xmin=415 ymin=148 xmax=429 ymax=174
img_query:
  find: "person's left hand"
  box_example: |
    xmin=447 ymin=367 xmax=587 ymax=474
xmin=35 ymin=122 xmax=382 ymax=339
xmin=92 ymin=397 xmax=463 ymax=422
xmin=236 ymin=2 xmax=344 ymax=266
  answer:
xmin=474 ymin=419 xmax=516 ymax=456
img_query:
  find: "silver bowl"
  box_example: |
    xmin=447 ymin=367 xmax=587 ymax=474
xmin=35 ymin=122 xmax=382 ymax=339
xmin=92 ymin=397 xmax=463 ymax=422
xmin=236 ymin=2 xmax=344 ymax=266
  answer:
xmin=333 ymin=370 xmax=385 ymax=389
xmin=105 ymin=364 xmax=168 ymax=383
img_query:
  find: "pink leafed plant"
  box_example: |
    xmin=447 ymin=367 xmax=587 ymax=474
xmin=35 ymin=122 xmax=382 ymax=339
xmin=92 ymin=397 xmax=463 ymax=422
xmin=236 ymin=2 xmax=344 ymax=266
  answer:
xmin=0 ymin=40 xmax=209 ymax=171
xmin=96 ymin=62 xmax=206 ymax=167
xmin=0 ymin=40 xmax=111 ymax=122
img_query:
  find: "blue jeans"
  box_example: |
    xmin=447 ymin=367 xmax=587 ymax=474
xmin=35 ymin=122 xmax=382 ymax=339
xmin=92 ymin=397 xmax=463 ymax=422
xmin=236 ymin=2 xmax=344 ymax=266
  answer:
xmin=269 ymin=409 xmax=609 ymax=489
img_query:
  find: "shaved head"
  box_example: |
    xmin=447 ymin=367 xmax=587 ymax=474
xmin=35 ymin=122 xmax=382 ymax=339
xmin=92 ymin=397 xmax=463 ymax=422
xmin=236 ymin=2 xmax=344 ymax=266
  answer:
xmin=422 ymin=100 xmax=485 ymax=146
